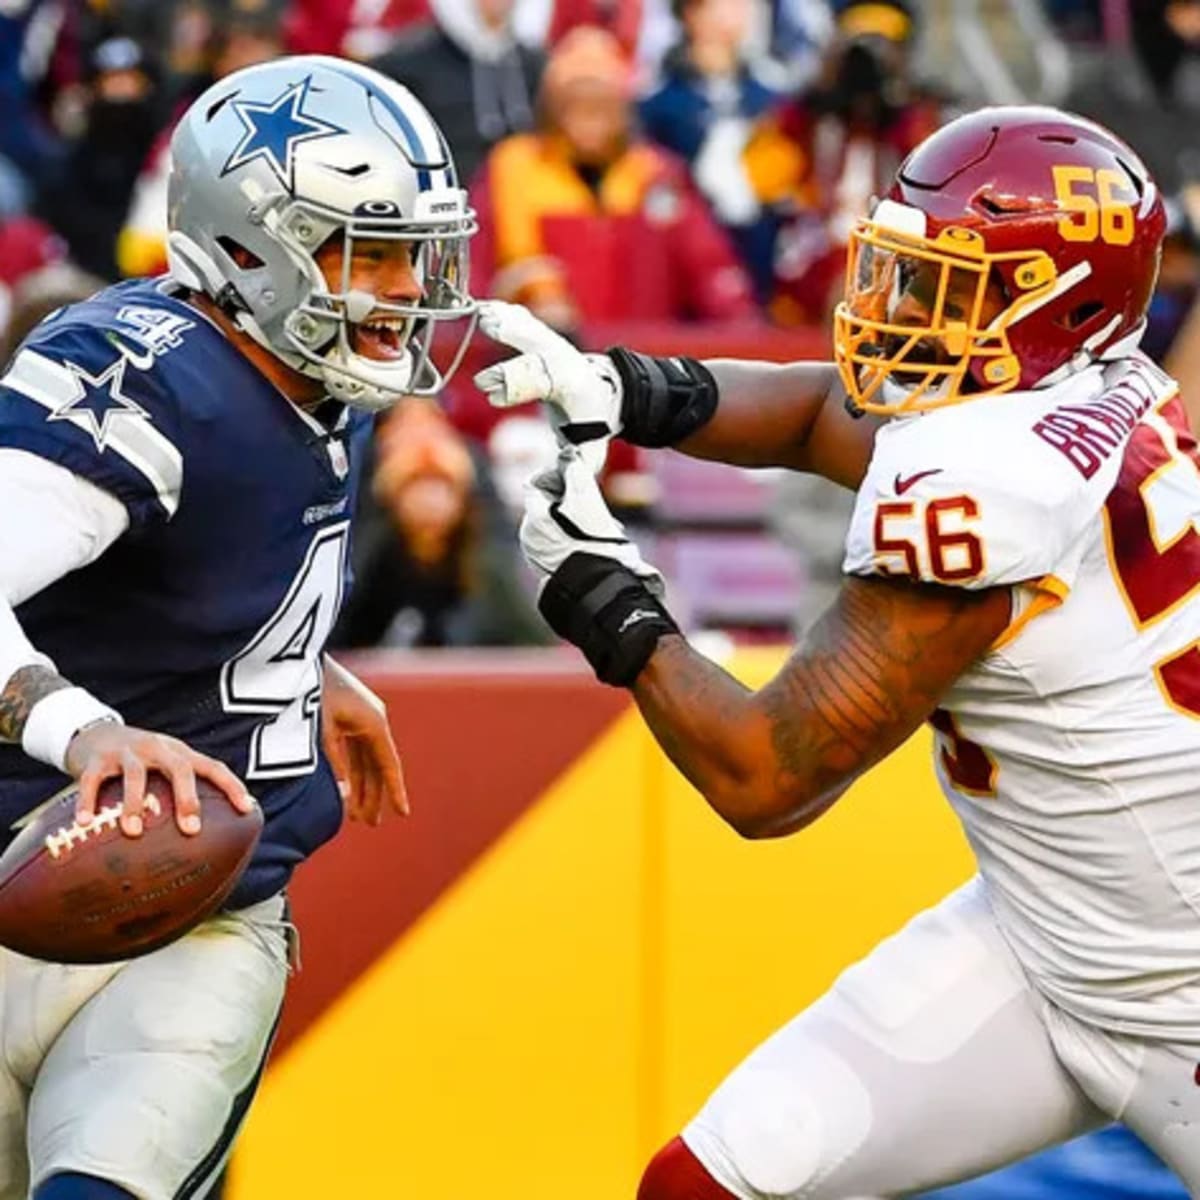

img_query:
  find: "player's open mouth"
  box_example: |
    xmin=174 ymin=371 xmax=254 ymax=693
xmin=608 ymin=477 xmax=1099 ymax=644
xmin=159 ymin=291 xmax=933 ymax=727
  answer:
xmin=353 ymin=316 xmax=409 ymax=361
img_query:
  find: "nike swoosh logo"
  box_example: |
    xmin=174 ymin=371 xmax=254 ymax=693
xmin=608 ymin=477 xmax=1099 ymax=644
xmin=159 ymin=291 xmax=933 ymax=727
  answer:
xmin=894 ymin=468 xmax=943 ymax=495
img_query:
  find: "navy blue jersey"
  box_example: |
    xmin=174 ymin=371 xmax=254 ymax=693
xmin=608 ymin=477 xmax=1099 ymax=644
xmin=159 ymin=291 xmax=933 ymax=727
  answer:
xmin=0 ymin=277 xmax=372 ymax=907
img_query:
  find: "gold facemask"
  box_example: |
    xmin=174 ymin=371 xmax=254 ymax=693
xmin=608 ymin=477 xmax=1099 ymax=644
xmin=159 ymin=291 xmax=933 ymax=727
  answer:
xmin=833 ymin=219 xmax=1059 ymax=415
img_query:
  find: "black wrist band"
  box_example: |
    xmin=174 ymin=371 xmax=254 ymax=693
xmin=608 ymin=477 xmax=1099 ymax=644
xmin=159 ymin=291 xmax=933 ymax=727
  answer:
xmin=539 ymin=553 xmax=680 ymax=687
xmin=606 ymin=347 xmax=719 ymax=448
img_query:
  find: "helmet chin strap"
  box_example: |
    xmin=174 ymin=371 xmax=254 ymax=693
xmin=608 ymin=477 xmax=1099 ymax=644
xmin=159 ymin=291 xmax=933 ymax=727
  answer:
xmin=878 ymin=374 xmax=954 ymax=411
xmin=1032 ymin=319 xmax=1141 ymax=389
xmin=319 ymin=340 xmax=416 ymax=412
xmin=226 ymin=306 xmax=414 ymax=412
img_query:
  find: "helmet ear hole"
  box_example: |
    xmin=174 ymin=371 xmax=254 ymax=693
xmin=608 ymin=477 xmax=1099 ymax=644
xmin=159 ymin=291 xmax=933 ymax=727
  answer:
xmin=215 ymin=236 xmax=265 ymax=270
xmin=1059 ymin=300 xmax=1104 ymax=331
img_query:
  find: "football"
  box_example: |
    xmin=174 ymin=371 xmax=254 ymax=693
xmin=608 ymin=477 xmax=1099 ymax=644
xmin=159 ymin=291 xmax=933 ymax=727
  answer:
xmin=0 ymin=773 xmax=263 ymax=964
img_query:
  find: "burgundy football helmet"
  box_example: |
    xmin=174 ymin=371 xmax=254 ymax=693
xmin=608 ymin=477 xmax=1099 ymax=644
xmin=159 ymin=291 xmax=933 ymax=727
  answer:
xmin=834 ymin=106 xmax=1167 ymax=414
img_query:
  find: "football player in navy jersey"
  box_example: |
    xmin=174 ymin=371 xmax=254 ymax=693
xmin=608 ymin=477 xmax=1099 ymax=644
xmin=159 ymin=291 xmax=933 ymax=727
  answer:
xmin=0 ymin=56 xmax=475 ymax=1200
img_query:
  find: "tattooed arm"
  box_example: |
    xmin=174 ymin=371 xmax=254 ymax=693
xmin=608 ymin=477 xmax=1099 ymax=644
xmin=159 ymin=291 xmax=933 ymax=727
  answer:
xmin=0 ymin=453 xmax=253 ymax=833
xmin=0 ymin=618 xmax=251 ymax=835
xmin=632 ymin=576 xmax=1013 ymax=838
xmin=0 ymin=664 xmax=71 ymax=742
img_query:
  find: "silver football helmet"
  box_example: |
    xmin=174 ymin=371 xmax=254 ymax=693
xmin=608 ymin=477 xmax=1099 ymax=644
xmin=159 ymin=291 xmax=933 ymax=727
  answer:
xmin=167 ymin=55 xmax=477 ymax=411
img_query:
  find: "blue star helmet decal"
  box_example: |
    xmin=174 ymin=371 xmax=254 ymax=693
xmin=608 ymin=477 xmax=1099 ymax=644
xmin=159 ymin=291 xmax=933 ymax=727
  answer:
xmin=222 ymin=77 xmax=345 ymax=190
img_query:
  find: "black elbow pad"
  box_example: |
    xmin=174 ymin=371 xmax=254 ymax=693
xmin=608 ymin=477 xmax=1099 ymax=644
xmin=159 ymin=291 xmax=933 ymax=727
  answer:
xmin=606 ymin=347 xmax=719 ymax=448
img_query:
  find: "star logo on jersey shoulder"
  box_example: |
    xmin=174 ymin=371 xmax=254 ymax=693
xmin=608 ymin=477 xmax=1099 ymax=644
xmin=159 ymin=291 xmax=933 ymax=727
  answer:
xmin=50 ymin=356 xmax=149 ymax=452
xmin=222 ymin=77 xmax=345 ymax=190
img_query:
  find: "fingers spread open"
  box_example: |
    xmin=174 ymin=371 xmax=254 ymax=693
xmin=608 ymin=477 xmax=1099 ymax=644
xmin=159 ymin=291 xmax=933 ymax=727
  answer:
xmin=371 ymin=725 xmax=408 ymax=818
xmin=118 ymin=751 xmax=148 ymax=837
xmin=162 ymin=754 xmax=201 ymax=836
xmin=323 ymin=724 xmax=352 ymax=805
xmin=195 ymin=754 xmax=255 ymax=815
xmin=346 ymin=737 xmax=373 ymax=823
xmin=74 ymin=768 xmax=106 ymax=827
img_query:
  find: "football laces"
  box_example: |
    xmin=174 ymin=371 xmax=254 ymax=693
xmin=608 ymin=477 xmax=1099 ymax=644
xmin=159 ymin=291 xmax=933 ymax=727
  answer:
xmin=44 ymin=794 xmax=163 ymax=860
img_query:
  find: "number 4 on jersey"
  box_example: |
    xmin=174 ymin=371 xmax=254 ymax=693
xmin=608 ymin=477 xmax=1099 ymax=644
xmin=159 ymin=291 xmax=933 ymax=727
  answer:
xmin=220 ymin=523 xmax=348 ymax=779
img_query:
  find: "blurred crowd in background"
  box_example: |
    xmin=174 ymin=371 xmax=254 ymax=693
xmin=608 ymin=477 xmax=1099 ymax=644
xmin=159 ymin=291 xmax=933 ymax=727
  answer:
xmin=3 ymin=0 xmax=1200 ymax=657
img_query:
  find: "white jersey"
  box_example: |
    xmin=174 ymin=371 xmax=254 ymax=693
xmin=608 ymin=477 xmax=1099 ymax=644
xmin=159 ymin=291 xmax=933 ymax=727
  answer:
xmin=843 ymin=354 xmax=1200 ymax=1041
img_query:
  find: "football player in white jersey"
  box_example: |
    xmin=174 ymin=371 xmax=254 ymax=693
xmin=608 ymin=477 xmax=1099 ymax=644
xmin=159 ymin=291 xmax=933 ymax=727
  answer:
xmin=475 ymin=105 xmax=1200 ymax=1197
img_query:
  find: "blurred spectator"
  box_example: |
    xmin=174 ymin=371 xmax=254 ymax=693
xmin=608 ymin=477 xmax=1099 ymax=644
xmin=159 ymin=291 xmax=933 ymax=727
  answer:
xmin=332 ymin=399 xmax=549 ymax=649
xmin=0 ymin=216 xmax=68 ymax=354
xmin=1142 ymin=186 xmax=1200 ymax=362
xmin=638 ymin=0 xmax=782 ymax=286
xmin=548 ymin=0 xmax=644 ymax=57
xmin=36 ymin=34 xmax=164 ymax=280
xmin=1132 ymin=0 xmax=1200 ymax=110
xmin=470 ymin=24 xmax=758 ymax=329
xmin=0 ymin=0 xmax=76 ymax=207
xmin=1 ymin=259 xmax=104 ymax=364
xmin=738 ymin=0 xmax=941 ymax=319
xmin=1065 ymin=2 xmax=1200 ymax=194
xmin=371 ymin=0 xmax=544 ymax=186
xmin=1044 ymin=0 xmax=1104 ymax=42
xmin=764 ymin=0 xmax=833 ymax=88
xmin=286 ymin=0 xmax=430 ymax=60
xmin=117 ymin=0 xmax=289 ymax=278
xmin=162 ymin=0 xmax=218 ymax=91
xmin=1163 ymin=184 xmax=1200 ymax=431
xmin=209 ymin=0 xmax=290 ymax=78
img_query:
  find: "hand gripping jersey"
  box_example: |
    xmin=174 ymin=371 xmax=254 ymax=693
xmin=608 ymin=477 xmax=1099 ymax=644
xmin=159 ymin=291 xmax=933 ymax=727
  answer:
xmin=0 ymin=278 xmax=371 ymax=908
xmin=844 ymin=354 xmax=1200 ymax=1040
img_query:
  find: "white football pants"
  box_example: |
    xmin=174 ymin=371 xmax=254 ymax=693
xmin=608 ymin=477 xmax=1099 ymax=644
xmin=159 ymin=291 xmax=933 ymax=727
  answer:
xmin=0 ymin=894 xmax=288 ymax=1200
xmin=684 ymin=878 xmax=1200 ymax=1198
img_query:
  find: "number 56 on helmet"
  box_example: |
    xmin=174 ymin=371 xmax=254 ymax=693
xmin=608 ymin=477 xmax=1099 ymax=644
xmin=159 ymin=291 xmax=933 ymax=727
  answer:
xmin=835 ymin=106 xmax=1167 ymax=416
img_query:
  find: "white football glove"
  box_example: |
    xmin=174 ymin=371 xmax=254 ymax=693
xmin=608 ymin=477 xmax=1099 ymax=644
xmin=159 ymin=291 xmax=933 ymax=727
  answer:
xmin=520 ymin=445 xmax=664 ymax=594
xmin=521 ymin=445 xmax=678 ymax=686
xmin=474 ymin=300 xmax=623 ymax=473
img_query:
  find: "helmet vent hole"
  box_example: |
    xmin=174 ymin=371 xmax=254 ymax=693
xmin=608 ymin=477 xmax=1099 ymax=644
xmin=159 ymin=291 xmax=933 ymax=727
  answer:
xmin=216 ymin=237 xmax=265 ymax=270
xmin=1114 ymin=157 xmax=1146 ymax=199
xmin=974 ymin=189 xmax=1036 ymax=216
xmin=1060 ymin=300 xmax=1104 ymax=330
xmin=206 ymin=93 xmax=236 ymax=121
xmin=1037 ymin=134 xmax=1077 ymax=145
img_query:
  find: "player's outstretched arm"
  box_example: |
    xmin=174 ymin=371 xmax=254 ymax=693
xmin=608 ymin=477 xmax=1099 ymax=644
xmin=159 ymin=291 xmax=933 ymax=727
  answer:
xmin=475 ymin=300 xmax=877 ymax=487
xmin=632 ymin=577 xmax=1011 ymax=837
xmin=520 ymin=449 xmax=1011 ymax=836
xmin=685 ymin=358 xmax=877 ymax=486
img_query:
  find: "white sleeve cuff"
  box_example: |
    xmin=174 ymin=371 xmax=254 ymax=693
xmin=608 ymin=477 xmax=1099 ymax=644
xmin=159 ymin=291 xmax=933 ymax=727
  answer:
xmin=21 ymin=687 xmax=124 ymax=773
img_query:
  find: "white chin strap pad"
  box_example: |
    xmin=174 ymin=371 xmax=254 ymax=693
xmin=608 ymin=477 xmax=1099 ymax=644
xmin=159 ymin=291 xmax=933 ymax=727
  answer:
xmin=321 ymin=345 xmax=416 ymax=412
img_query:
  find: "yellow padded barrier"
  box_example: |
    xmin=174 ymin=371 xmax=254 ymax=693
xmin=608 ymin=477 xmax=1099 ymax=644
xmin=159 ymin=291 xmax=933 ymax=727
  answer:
xmin=230 ymin=649 xmax=973 ymax=1198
